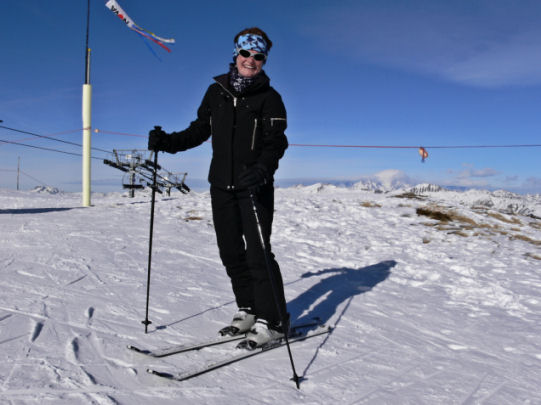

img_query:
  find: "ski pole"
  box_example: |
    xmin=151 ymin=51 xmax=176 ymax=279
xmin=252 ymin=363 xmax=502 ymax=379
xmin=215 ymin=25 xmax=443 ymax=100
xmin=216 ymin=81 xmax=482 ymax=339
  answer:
xmin=142 ymin=129 xmax=161 ymax=333
xmin=249 ymin=191 xmax=302 ymax=389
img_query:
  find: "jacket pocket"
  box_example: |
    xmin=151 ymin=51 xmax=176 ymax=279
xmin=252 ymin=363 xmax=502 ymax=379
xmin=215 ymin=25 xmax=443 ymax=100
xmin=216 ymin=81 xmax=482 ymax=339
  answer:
xmin=270 ymin=117 xmax=287 ymax=127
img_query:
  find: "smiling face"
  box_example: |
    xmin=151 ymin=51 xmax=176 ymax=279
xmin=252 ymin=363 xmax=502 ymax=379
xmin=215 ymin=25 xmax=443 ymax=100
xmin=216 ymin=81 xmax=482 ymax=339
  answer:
xmin=236 ymin=49 xmax=265 ymax=78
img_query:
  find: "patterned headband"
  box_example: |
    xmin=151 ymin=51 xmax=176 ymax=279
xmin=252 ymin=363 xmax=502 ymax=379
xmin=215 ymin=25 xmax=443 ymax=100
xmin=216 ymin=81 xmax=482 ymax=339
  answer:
xmin=234 ymin=33 xmax=269 ymax=57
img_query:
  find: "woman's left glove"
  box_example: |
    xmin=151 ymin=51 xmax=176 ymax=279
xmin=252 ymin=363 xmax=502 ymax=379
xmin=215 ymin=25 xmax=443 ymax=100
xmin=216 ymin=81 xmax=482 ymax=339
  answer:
xmin=148 ymin=126 xmax=170 ymax=152
xmin=237 ymin=164 xmax=269 ymax=191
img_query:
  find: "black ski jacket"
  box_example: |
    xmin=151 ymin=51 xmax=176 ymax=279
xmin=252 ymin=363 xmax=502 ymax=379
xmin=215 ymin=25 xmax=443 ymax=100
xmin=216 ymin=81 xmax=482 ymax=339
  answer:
xmin=166 ymin=71 xmax=288 ymax=190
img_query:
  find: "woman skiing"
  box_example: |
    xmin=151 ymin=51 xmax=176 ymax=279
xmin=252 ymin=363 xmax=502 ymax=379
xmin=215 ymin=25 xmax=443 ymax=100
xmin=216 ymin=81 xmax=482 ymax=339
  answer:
xmin=148 ymin=27 xmax=289 ymax=349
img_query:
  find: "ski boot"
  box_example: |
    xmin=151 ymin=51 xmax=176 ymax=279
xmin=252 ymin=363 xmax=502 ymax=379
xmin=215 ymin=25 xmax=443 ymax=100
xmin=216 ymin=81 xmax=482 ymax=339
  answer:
xmin=219 ymin=308 xmax=256 ymax=336
xmin=236 ymin=319 xmax=286 ymax=350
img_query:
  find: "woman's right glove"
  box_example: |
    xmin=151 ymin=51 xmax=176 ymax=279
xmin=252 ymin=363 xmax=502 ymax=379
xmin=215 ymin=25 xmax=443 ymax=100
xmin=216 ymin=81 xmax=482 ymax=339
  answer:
xmin=237 ymin=164 xmax=269 ymax=192
xmin=148 ymin=126 xmax=170 ymax=152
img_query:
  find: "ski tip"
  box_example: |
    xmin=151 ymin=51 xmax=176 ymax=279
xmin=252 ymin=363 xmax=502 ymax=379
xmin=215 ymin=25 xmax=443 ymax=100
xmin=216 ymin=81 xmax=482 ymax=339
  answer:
xmin=127 ymin=345 xmax=151 ymax=355
xmin=236 ymin=339 xmax=258 ymax=351
xmin=147 ymin=368 xmax=174 ymax=379
xmin=218 ymin=326 xmax=241 ymax=337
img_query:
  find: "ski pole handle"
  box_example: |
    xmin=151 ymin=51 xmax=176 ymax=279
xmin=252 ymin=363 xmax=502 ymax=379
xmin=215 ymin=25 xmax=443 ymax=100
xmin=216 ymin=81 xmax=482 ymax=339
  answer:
xmin=150 ymin=125 xmax=164 ymax=153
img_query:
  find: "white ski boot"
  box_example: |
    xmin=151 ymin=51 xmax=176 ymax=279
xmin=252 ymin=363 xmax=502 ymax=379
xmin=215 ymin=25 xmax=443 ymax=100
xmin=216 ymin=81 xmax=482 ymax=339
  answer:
xmin=236 ymin=319 xmax=285 ymax=350
xmin=219 ymin=308 xmax=256 ymax=336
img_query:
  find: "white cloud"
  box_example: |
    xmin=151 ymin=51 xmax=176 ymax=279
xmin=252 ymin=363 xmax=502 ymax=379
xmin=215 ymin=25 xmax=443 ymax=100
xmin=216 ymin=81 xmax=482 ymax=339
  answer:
xmin=305 ymin=1 xmax=541 ymax=87
xmin=523 ymin=177 xmax=541 ymax=192
xmin=442 ymin=29 xmax=541 ymax=86
xmin=458 ymin=167 xmax=499 ymax=179
xmin=505 ymin=175 xmax=519 ymax=183
xmin=372 ymin=169 xmax=412 ymax=188
xmin=434 ymin=164 xmax=541 ymax=193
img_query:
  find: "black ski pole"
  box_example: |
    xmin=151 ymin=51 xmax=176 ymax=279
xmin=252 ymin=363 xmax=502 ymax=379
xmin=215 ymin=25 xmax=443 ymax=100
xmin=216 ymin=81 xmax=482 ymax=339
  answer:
xmin=142 ymin=129 xmax=161 ymax=333
xmin=249 ymin=191 xmax=302 ymax=389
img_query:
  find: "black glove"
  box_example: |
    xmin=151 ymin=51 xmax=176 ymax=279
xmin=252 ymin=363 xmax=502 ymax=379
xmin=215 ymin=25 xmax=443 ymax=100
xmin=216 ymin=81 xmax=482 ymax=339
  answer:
xmin=148 ymin=126 xmax=170 ymax=152
xmin=237 ymin=164 xmax=269 ymax=191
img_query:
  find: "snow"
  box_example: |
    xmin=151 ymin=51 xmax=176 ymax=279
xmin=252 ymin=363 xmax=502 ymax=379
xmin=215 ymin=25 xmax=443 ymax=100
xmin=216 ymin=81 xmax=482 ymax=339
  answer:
xmin=1 ymin=184 xmax=540 ymax=404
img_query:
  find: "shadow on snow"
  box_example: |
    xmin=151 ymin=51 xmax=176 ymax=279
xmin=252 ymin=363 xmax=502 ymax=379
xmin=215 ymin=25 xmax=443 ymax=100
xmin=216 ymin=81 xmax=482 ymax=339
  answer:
xmin=0 ymin=207 xmax=80 ymax=214
xmin=286 ymin=260 xmax=396 ymax=382
xmin=154 ymin=261 xmax=395 ymax=333
xmin=288 ymin=260 xmax=396 ymax=327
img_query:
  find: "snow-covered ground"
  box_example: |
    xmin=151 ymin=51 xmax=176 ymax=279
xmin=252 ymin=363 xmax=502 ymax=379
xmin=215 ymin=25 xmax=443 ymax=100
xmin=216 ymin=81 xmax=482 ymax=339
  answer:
xmin=1 ymin=184 xmax=540 ymax=404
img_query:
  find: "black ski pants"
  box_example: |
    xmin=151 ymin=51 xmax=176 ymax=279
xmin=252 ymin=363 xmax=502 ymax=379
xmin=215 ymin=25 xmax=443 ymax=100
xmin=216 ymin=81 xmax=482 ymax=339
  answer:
xmin=210 ymin=185 xmax=287 ymax=326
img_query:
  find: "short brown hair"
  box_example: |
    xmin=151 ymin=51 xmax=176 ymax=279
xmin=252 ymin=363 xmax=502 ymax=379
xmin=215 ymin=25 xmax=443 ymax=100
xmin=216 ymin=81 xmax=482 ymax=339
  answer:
xmin=234 ymin=27 xmax=273 ymax=51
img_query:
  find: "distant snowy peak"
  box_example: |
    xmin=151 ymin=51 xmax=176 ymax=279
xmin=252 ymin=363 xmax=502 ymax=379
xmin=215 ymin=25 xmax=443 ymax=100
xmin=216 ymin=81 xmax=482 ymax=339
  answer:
xmin=290 ymin=181 xmax=540 ymax=217
xmin=351 ymin=180 xmax=388 ymax=192
xmin=358 ymin=169 xmax=413 ymax=192
xmin=352 ymin=179 xmax=412 ymax=193
xmin=296 ymin=183 xmax=336 ymax=193
xmin=296 ymin=180 xmax=428 ymax=194
xmin=490 ymin=189 xmax=525 ymax=199
xmin=464 ymin=190 xmax=541 ymax=217
xmin=31 ymin=186 xmax=62 ymax=194
xmin=408 ymin=183 xmax=445 ymax=194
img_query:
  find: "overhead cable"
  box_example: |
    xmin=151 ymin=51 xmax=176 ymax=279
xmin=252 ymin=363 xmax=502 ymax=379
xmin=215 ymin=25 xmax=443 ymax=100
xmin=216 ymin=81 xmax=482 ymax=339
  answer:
xmin=0 ymin=125 xmax=111 ymax=154
xmin=0 ymin=138 xmax=107 ymax=160
xmin=93 ymin=128 xmax=541 ymax=149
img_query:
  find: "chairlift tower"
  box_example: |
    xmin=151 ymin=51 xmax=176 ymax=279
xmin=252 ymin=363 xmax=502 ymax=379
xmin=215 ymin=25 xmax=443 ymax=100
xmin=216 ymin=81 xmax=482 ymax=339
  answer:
xmin=103 ymin=149 xmax=190 ymax=196
xmin=125 ymin=150 xmax=144 ymax=197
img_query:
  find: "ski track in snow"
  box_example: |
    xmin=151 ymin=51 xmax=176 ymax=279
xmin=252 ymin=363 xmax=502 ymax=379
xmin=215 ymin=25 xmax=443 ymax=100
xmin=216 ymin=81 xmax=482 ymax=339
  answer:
xmin=0 ymin=186 xmax=540 ymax=404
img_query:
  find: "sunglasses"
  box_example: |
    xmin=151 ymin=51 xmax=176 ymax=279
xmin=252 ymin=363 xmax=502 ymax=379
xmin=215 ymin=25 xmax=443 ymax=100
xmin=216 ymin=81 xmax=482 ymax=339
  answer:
xmin=237 ymin=48 xmax=266 ymax=61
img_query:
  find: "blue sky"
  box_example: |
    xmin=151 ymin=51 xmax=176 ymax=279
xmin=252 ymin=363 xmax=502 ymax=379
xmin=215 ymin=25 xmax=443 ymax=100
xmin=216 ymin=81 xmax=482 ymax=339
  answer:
xmin=1 ymin=0 xmax=540 ymax=193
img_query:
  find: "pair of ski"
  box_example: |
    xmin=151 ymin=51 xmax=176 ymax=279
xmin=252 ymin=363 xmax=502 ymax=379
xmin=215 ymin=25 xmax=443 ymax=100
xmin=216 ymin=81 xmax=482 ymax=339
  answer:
xmin=128 ymin=320 xmax=331 ymax=382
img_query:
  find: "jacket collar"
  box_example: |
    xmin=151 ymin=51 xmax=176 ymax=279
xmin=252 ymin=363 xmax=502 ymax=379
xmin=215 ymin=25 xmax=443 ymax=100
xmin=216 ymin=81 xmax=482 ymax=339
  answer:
xmin=214 ymin=67 xmax=270 ymax=96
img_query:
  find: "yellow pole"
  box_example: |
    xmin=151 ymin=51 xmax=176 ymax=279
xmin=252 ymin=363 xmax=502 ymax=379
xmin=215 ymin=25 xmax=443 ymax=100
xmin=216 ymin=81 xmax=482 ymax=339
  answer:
xmin=82 ymin=83 xmax=92 ymax=206
xmin=82 ymin=0 xmax=92 ymax=207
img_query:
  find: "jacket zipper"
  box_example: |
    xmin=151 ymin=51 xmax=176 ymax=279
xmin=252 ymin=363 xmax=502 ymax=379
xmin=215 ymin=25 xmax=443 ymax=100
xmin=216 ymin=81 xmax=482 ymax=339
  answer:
xmin=215 ymin=81 xmax=237 ymax=107
xmin=251 ymin=118 xmax=258 ymax=151
xmin=215 ymin=81 xmax=237 ymax=189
